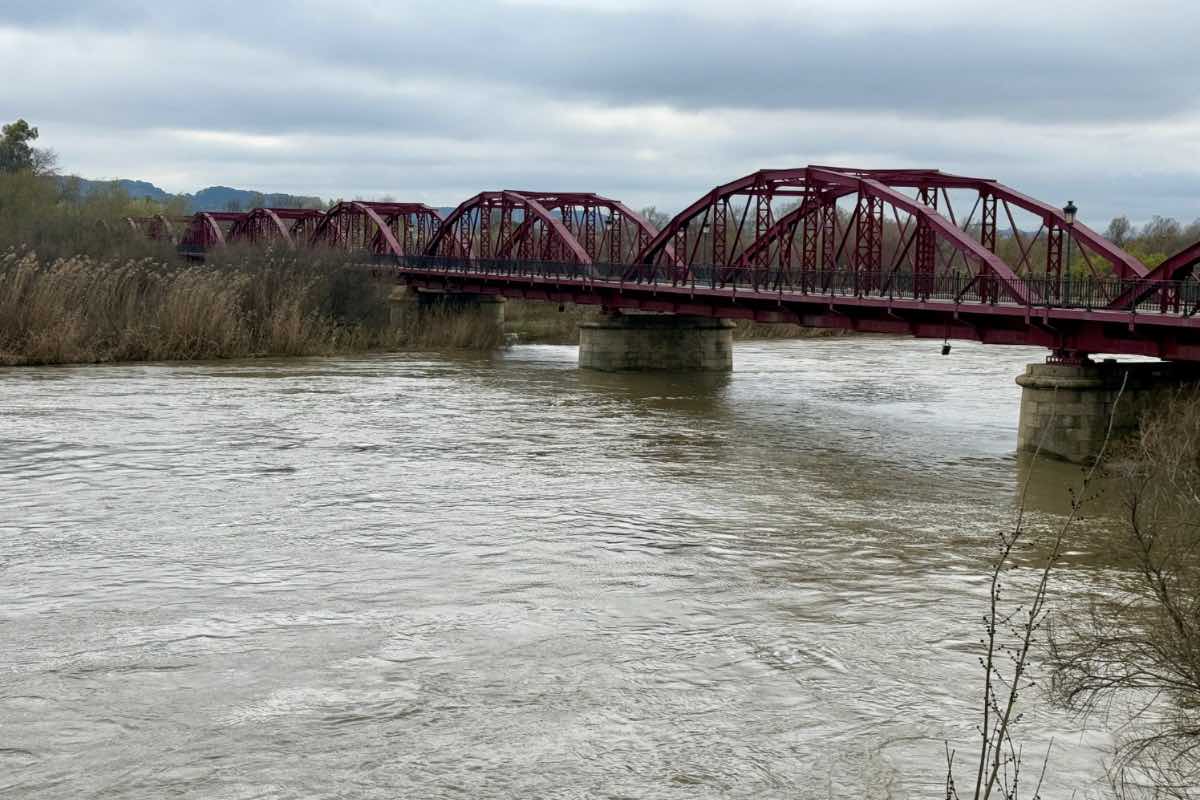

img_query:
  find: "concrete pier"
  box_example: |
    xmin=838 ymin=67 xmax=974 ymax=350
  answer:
xmin=578 ymin=313 xmax=735 ymax=372
xmin=1016 ymin=359 xmax=1198 ymax=463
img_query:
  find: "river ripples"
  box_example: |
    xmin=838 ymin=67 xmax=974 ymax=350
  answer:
xmin=0 ymin=337 xmax=1120 ymax=798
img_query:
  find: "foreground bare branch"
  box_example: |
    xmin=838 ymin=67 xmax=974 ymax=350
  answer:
xmin=1049 ymin=392 xmax=1200 ymax=800
xmin=947 ymin=374 xmax=1127 ymax=800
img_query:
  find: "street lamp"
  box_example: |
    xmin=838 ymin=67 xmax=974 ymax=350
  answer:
xmin=1062 ymin=200 xmax=1078 ymax=304
xmin=1063 ymin=200 xmax=1078 ymax=225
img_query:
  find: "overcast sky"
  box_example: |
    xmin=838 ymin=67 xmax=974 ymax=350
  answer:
xmin=3 ymin=0 xmax=1198 ymax=224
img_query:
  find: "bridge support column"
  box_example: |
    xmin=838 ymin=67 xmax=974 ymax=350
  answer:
xmin=578 ymin=313 xmax=734 ymax=372
xmin=1016 ymin=359 xmax=1199 ymax=463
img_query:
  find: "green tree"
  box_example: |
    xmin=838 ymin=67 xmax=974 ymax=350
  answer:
xmin=0 ymin=119 xmax=57 ymax=175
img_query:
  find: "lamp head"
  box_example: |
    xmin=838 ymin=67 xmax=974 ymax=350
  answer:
xmin=1063 ymin=200 xmax=1078 ymax=225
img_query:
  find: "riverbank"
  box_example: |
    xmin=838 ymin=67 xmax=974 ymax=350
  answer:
xmin=0 ymin=250 xmax=845 ymax=366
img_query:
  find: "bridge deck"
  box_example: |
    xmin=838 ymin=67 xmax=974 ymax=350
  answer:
xmin=374 ymin=257 xmax=1200 ymax=362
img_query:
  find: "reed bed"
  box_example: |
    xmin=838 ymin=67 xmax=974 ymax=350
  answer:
xmin=388 ymin=302 xmax=507 ymax=351
xmin=0 ymin=248 xmax=842 ymax=366
xmin=0 ymin=250 xmax=501 ymax=366
xmin=505 ymin=300 xmax=598 ymax=344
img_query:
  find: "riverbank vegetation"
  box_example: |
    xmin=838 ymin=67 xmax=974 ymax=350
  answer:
xmin=0 ymin=249 xmax=511 ymax=365
xmin=944 ymin=394 xmax=1200 ymax=800
xmin=0 ymin=247 xmax=844 ymax=366
xmin=1046 ymin=394 xmax=1200 ymax=798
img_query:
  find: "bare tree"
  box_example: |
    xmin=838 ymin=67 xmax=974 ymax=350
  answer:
xmin=946 ymin=379 xmax=1126 ymax=800
xmin=1105 ymin=217 xmax=1133 ymax=248
xmin=1050 ymin=392 xmax=1200 ymax=800
xmin=639 ymin=205 xmax=671 ymax=230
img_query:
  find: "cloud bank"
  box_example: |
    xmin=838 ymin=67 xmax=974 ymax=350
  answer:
xmin=3 ymin=0 xmax=1198 ymax=224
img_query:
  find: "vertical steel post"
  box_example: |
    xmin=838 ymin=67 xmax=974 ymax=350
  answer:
xmin=801 ymin=208 xmax=820 ymax=293
xmin=855 ymin=194 xmax=882 ymax=294
xmin=755 ymin=192 xmax=772 ymax=286
xmin=915 ymin=217 xmax=935 ymax=300
xmin=608 ymin=214 xmax=621 ymax=265
xmin=712 ymin=199 xmax=728 ymax=268
xmin=820 ymin=202 xmax=837 ymax=290
xmin=584 ymin=204 xmax=596 ymax=262
xmin=979 ymin=192 xmax=997 ymax=303
xmin=1046 ymin=224 xmax=1064 ymax=303
xmin=480 ymin=202 xmax=492 ymax=259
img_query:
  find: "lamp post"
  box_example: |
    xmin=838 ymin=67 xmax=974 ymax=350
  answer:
xmin=693 ymin=219 xmax=712 ymax=286
xmin=1062 ymin=200 xmax=1077 ymax=305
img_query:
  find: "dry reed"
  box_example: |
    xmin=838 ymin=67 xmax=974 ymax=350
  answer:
xmin=0 ymin=248 xmax=847 ymax=366
xmin=0 ymin=250 xmax=502 ymax=365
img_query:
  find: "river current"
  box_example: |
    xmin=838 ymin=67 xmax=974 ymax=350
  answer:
xmin=0 ymin=337 xmax=1121 ymax=798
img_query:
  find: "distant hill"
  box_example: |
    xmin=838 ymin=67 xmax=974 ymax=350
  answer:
xmin=64 ymin=176 xmax=324 ymax=213
xmin=62 ymin=177 xmax=175 ymax=203
xmin=190 ymin=185 xmax=324 ymax=213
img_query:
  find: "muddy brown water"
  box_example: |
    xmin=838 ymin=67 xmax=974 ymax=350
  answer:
xmin=0 ymin=338 xmax=1125 ymax=798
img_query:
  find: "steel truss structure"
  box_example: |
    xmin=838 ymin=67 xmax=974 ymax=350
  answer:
xmin=178 ymin=212 xmax=246 ymax=256
xmin=124 ymin=215 xmax=190 ymax=243
xmin=425 ymin=191 xmax=670 ymax=266
xmin=137 ymin=166 xmax=1198 ymax=359
xmin=228 ymin=208 xmax=326 ymax=248
xmin=310 ymin=202 xmax=443 ymax=257
xmin=631 ymin=167 xmax=1147 ymax=310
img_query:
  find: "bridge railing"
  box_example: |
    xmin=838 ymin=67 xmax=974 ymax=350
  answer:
xmin=385 ymin=255 xmax=1200 ymax=317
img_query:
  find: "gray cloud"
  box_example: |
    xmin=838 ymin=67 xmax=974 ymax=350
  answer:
xmin=2 ymin=0 xmax=1199 ymax=223
xmin=9 ymin=1 xmax=1199 ymax=123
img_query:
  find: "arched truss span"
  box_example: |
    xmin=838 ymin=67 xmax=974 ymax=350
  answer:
xmin=633 ymin=167 xmax=1148 ymax=304
xmin=125 ymin=214 xmax=189 ymax=243
xmin=309 ymin=202 xmax=442 ymax=257
xmin=1109 ymin=239 xmax=1200 ymax=310
xmin=178 ymin=212 xmax=246 ymax=256
xmin=1147 ymin=240 xmax=1200 ymax=284
xmin=227 ymin=208 xmax=326 ymax=248
xmin=424 ymin=191 xmax=673 ymax=266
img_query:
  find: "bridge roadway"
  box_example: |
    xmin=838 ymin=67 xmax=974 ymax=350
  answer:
xmin=376 ymin=257 xmax=1200 ymax=363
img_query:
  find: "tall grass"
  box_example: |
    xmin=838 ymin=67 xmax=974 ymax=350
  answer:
xmin=505 ymin=300 xmax=598 ymax=344
xmin=388 ymin=299 xmax=507 ymax=351
xmin=0 ymin=250 xmax=501 ymax=365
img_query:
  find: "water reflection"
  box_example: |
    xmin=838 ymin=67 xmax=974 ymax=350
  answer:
xmin=1016 ymin=452 xmax=1099 ymax=515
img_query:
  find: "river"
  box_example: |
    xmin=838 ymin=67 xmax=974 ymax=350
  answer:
xmin=0 ymin=337 xmax=1122 ymax=798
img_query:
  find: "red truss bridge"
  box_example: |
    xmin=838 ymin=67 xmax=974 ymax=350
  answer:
xmin=169 ymin=168 xmax=1200 ymax=362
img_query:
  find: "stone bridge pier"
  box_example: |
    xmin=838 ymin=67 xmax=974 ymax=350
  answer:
xmin=1016 ymin=358 xmax=1200 ymax=463
xmin=579 ymin=312 xmax=735 ymax=372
